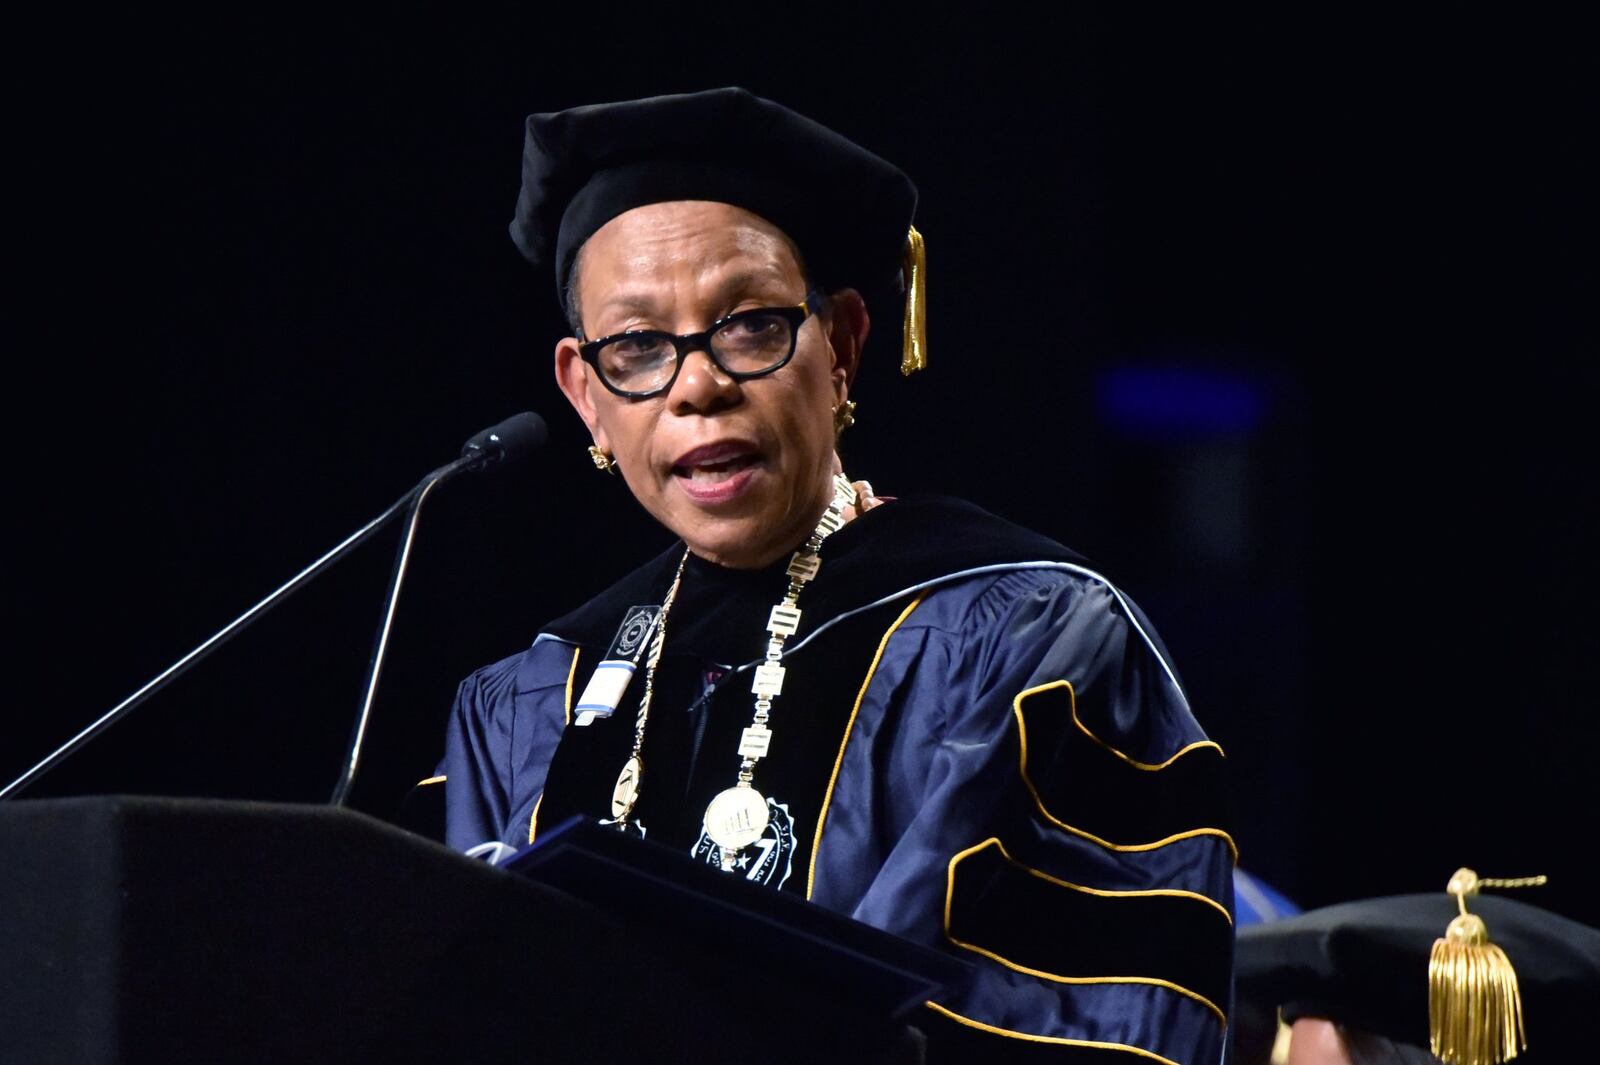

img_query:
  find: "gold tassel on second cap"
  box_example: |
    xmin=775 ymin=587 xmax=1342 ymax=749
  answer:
xmin=1428 ymin=868 xmax=1546 ymax=1065
xmin=900 ymin=225 xmax=927 ymax=376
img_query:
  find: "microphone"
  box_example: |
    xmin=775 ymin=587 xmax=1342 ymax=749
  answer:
xmin=460 ymin=411 xmax=548 ymax=471
xmin=1 ymin=413 xmax=548 ymax=803
xmin=411 ymin=411 xmax=550 ymax=489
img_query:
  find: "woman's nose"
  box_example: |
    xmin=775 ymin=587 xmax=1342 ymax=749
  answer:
xmin=666 ymin=347 xmax=739 ymax=414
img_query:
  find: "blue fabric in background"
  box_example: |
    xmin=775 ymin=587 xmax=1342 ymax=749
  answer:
xmin=1234 ymin=867 xmax=1302 ymax=926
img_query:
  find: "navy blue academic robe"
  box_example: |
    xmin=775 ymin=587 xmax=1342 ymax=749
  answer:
xmin=443 ymin=497 xmax=1233 ymax=1064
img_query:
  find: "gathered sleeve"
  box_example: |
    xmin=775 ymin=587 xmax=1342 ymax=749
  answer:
xmin=811 ymin=568 xmax=1235 ymax=1065
xmin=441 ymin=638 xmax=580 ymax=853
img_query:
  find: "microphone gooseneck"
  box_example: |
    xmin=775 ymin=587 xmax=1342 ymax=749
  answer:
xmin=330 ymin=412 xmax=546 ymax=807
xmin=1 ymin=413 xmax=547 ymax=804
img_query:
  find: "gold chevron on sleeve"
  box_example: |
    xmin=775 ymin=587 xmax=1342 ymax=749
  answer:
xmin=948 ymin=837 xmax=1233 ymax=923
xmin=1024 ymin=678 xmax=1225 ymax=769
xmin=942 ymin=838 xmax=1229 ymax=1029
xmin=1012 ymin=680 xmax=1239 ymax=862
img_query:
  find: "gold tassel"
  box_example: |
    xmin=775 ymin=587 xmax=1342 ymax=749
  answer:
xmin=1428 ymin=868 xmax=1546 ymax=1065
xmin=1268 ymin=1010 xmax=1294 ymax=1065
xmin=900 ymin=225 xmax=927 ymax=375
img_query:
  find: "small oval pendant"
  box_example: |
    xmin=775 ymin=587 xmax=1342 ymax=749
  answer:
xmin=703 ymin=785 xmax=770 ymax=850
xmin=611 ymin=755 xmax=643 ymax=819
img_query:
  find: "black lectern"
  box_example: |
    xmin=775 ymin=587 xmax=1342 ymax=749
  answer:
xmin=0 ymin=797 xmax=927 ymax=1064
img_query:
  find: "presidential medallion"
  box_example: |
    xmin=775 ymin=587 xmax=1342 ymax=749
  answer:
xmin=692 ymin=798 xmax=796 ymax=888
xmin=703 ymin=784 xmax=770 ymax=850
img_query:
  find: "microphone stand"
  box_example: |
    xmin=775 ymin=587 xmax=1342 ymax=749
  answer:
xmin=2 ymin=410 xmax=543 ymax=804
xmin=328 ymin=463 xmax=451 ymax=807
xmin=1 ymin=453 xmax=479 ymax=804
xmin=333 ymin=415 xmax=545 ymax=804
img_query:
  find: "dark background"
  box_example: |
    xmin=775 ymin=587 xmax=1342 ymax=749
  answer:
xmin=6 ymin=12 xmax=1594 ymax=923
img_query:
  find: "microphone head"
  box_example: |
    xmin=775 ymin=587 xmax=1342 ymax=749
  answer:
xmin=461 ymin=412 xmax=549 ymax=470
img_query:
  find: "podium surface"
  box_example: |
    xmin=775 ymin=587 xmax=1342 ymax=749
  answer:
xmin=0 ymin=797 xmax=924 ymax=1064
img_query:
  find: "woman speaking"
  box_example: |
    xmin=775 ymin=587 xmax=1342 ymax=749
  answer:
xmin=442 ymin=87 xmax=1231 ymax=1064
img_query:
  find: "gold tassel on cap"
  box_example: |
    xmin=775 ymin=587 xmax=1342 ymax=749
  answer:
xmin=1428 ymin=868 xmax=1547 ymax=1065
xmin=900 ymin=225 xmax=927 ymax=375
xmin=1268 ymin=1010 xmax=1294 ymax=1065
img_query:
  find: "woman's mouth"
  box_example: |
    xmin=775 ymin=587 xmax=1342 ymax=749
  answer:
xmin=671 ymin=442 xmax=763 ymax=502
xmin=673 ymin=454 xmax=759 ymax=482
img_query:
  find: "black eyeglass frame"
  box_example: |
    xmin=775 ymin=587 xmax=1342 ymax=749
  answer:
xmin=577 ymin=289 xmax=827 ymax=399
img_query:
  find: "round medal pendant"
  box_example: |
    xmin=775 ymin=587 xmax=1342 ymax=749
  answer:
xmin=703 ymin=785 xmax=769 ymax=850
xmin=611 ymin=755 xmax=643 ymax=819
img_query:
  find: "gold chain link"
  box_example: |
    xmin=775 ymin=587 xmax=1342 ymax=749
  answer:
xmin=1475 ymin=875 xmax=1549 ymax=890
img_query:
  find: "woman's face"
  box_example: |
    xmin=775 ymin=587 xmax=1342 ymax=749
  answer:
xmin=554 ymin=200 xmax=867 ymax=569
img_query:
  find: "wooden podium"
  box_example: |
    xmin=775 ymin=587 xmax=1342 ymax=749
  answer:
xmin=0 ymin=797 xmax=929 ymax=1064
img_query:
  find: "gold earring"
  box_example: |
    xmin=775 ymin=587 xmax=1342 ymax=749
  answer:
xmin=832 ymin=400 xmax=857 ymax=435
xmin=588 ymin=445 xmax=618 ymax=475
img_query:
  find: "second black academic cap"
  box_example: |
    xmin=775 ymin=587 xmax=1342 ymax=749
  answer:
xmin=1236 ymin=894 xmax=1600 ymax=1064
xmin=509 ymin=87 xmax=918 ymax=315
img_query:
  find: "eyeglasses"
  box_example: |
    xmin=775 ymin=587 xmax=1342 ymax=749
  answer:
xmin=578 ymin=290 xmax=825 ymax=399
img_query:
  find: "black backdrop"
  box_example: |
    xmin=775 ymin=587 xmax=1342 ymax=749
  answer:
xmin=7 ymin=11 xmax=1594 ymax=924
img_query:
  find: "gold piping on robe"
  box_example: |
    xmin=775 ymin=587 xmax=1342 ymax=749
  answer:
xmin=922 ymin=1001 xmax=1182 ymax=1065
xmin=527 ymin=793 xmax=544 ymax=845
xmin=806 ymin=593 xmax=927 ymax=899
xmin=530 ymin=647 xmax=587 ymax=843
xmin=563 ymin=645 xmax=582 ymax=727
